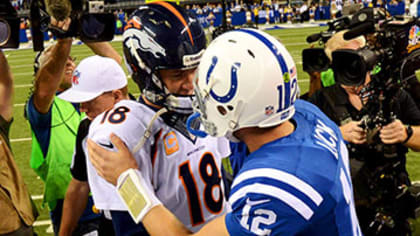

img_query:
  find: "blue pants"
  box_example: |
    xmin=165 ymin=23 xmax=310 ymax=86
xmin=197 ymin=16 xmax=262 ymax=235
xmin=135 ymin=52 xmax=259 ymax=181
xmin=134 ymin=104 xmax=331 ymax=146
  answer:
xmin=50 ymin=197 xmax=106 ymax=236
xmin=110 ymin=211 xmax=149 ymax=236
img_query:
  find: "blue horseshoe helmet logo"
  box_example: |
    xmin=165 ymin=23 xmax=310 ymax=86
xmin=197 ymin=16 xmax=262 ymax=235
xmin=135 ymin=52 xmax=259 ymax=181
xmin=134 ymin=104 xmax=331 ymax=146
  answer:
xmin=206 ymin=56 xmax=240 ymax=103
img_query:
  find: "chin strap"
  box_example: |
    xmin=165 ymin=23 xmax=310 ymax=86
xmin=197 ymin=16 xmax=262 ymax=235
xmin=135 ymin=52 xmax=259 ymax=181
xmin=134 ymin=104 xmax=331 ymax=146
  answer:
xmin=186 ymin=112 xmax=208 ymax=138
xmin=132 ymin=107 xmax=168 ymax=154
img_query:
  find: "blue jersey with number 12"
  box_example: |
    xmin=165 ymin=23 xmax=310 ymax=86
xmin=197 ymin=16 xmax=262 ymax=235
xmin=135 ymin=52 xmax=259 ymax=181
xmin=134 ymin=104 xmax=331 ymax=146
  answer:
xmin=225 ymin=99 xmax=362 ymax=236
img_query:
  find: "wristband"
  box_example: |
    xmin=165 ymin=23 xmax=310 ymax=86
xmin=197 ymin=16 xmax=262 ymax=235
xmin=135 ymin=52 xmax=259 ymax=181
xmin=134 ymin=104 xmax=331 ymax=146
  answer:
xmin=116 ymin=168 xmax=162 ymax=223
xmin=402 ymin=125 xmax=413 ymax=144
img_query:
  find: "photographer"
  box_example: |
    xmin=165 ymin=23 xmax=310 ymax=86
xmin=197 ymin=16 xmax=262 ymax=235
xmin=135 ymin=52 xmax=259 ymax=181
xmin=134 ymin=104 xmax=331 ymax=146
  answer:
xmin=309 ymin=30 xmax=420 ymax=235
xmin=0 ymin=50 xmax=38 ymax=235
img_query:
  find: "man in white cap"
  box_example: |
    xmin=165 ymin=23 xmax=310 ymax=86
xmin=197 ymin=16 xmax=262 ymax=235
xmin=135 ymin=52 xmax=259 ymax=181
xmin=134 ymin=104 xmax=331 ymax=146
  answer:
xmin=57 ymin=55 xmax=129 ymax=236
xmin=58 ymin=55 xmax=129 ymax=120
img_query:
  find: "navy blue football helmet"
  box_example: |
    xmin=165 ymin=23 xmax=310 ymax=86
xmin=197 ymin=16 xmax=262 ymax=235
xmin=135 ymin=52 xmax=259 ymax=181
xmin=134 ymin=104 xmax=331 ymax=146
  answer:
xmin=123 ymin=2 xmax=206 ymax=114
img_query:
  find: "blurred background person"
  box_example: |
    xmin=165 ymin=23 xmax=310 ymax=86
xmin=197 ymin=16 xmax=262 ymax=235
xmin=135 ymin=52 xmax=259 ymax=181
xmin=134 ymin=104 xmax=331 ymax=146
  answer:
xmin=0 ymin=49 xmax=38 ymax=236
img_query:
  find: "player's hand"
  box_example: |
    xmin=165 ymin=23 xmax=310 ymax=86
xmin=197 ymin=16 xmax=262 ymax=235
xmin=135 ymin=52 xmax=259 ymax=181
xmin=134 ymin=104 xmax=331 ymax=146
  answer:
xmin=379 ymin=119 xmax=407 ymax=144
xmin=340 ymin=121 xmax=367 ymax=144
xmin=87 ymin=133 xmax=138 ymax=185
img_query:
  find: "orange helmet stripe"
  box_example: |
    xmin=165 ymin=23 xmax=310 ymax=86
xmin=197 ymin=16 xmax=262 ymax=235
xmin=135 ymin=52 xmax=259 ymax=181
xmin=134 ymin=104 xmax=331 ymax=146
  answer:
xmin=151 ymin=1 xmax=194 ymax=46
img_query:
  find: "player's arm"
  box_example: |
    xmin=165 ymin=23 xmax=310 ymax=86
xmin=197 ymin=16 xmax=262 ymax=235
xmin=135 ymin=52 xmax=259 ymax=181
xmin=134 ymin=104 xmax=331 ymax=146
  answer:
xmin=87 ymin=134 xmax=230 ymax=236
xmin=59 ymin=178 xmax=90 ymax=236
xmin=86 ymin=42 xmax=122 ymax=64
xmin=60 ymin=119 xmax=91 ymax=236
xmin=0 ymin=50 xmax=13 ymax=121
xmin=33 ymin=18 xmax=72 ymax=114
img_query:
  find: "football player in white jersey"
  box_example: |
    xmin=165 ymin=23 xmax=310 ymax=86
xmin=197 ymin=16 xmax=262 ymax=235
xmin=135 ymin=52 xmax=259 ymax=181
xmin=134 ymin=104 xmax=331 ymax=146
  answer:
xmin=88 ymin=29 xmax=362 ymax=235
xmin=86 ymin=2 xmax=230 ymax=235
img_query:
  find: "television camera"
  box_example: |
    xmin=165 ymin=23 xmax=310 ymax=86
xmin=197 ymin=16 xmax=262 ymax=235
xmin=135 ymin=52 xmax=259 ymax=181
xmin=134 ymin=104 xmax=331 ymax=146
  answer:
xmin=304 ymin=7 xmax=420 ymax=143
xmin=0 ymin=1 xmax=20 ymax=49
xmin=30 ymin=0 xmax=116 ymax=51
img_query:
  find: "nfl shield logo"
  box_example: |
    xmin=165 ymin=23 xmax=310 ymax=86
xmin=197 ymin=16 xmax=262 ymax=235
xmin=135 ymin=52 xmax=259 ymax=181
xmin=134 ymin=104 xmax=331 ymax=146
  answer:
xmin=72 ymin=70 xmax=80 ymax=85
xmin=265 ymin=105 xmax=274 ymax=115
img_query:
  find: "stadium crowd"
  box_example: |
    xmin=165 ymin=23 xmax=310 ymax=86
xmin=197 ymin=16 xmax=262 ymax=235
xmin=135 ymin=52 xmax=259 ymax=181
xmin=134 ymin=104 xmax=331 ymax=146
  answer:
xmin=2 ymin=1 xmax=420 ymax=236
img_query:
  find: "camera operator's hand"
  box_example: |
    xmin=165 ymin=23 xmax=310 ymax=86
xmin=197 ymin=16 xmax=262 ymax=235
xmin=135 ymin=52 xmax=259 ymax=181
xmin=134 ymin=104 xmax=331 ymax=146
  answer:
xmin=50 ymin=16 xmax=71 ymax=38
xmin=50 ymin=16 xmax=71 ymax=31
xmin=340 ymin=121 xmax=367 ymax=144
xmin=379 ymin=119 xmax=407 ymax=144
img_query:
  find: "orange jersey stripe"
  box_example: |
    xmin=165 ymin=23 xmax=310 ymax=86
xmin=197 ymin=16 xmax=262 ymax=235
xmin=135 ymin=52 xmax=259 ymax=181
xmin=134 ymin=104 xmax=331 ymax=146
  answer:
xmin=151 ymin=1 xmax=194 ymax=46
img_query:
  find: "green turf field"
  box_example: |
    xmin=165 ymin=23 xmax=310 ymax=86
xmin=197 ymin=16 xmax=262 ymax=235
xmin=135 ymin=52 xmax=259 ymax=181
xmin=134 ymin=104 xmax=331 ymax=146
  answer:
xmin=5 ymin=26 xmax=420 ymax=235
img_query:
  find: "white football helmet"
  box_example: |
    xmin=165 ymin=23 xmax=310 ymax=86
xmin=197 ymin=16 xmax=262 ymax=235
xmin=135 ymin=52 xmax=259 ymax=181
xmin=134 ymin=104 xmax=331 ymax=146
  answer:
xmin=188 ymin=28 xmax=299 ymax=141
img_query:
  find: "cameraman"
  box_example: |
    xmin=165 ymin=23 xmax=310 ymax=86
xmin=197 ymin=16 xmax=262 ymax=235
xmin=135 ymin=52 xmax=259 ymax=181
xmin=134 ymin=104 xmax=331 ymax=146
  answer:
xmin=26 ymin=17 xmax=121 ymax=235
xmin=309 ymin=31 xmax=420 ymax=235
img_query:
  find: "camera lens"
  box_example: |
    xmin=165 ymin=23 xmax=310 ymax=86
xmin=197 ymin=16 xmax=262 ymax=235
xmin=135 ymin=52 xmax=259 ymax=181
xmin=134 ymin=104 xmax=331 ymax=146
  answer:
xmin=332 ymin=49 xmax=367 ymax=86
xmin=345 ymin=59 xmax=363 ymax=80
xmin=81 ymin=15 xmax=105 ymax=39
xmin=302 ymin=48 xmax=330 ymax=72
xmin=0 ymin=19 xmax=11 ymax=47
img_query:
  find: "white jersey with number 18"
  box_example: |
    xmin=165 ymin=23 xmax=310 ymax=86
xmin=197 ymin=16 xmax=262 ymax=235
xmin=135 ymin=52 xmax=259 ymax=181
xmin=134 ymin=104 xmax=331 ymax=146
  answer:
xmin=87 ymin=100 xmax=230 ymax=232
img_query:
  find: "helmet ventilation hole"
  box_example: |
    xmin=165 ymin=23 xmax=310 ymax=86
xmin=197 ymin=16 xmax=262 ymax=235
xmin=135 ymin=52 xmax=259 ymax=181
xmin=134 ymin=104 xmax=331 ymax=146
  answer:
xmin=217 ymin=105 xmax=227 ymax=116
xmin=228 ymin=39 xmax=237 ymax=43
xmin=247 ymin=50 xmax=255 ymax=58
xmin=164 ymin=21 xmax=171 ymax=28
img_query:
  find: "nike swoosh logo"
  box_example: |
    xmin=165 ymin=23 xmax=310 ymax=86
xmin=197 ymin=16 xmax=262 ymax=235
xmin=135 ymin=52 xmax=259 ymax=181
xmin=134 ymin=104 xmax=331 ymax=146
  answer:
xmin=99 ymin=142 xmax=114 ymax=149
xmin=246 ymin=198 xmax=270 ymax=206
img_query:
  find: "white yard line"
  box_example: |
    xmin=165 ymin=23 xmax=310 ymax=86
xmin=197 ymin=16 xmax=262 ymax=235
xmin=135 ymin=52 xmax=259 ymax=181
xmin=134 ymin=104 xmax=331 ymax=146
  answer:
xmin=10 ymin=137 xmax=32 ymax=143
xmin=33 ymin=219 xmax=51 ymax=227
xmin=15 ymin=84 xmax=32 ymax=88
xmin=31 ymin=195 xmax=43 ymax=200
xmin=11 ymin=64 xmax=32 ymax=69
xmin=13 ymin=72 xmax=33 ymax=76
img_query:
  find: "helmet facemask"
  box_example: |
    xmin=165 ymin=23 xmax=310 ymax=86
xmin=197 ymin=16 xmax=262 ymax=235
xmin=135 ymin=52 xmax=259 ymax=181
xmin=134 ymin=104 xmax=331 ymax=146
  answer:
xmin=191 ymin=72 xmax=244 ymax=142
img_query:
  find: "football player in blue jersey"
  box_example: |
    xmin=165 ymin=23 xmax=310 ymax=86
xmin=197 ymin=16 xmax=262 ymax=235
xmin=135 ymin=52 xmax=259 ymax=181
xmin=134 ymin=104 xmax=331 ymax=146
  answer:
xmin=88 ymin=28 xmax=362 ymax=235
